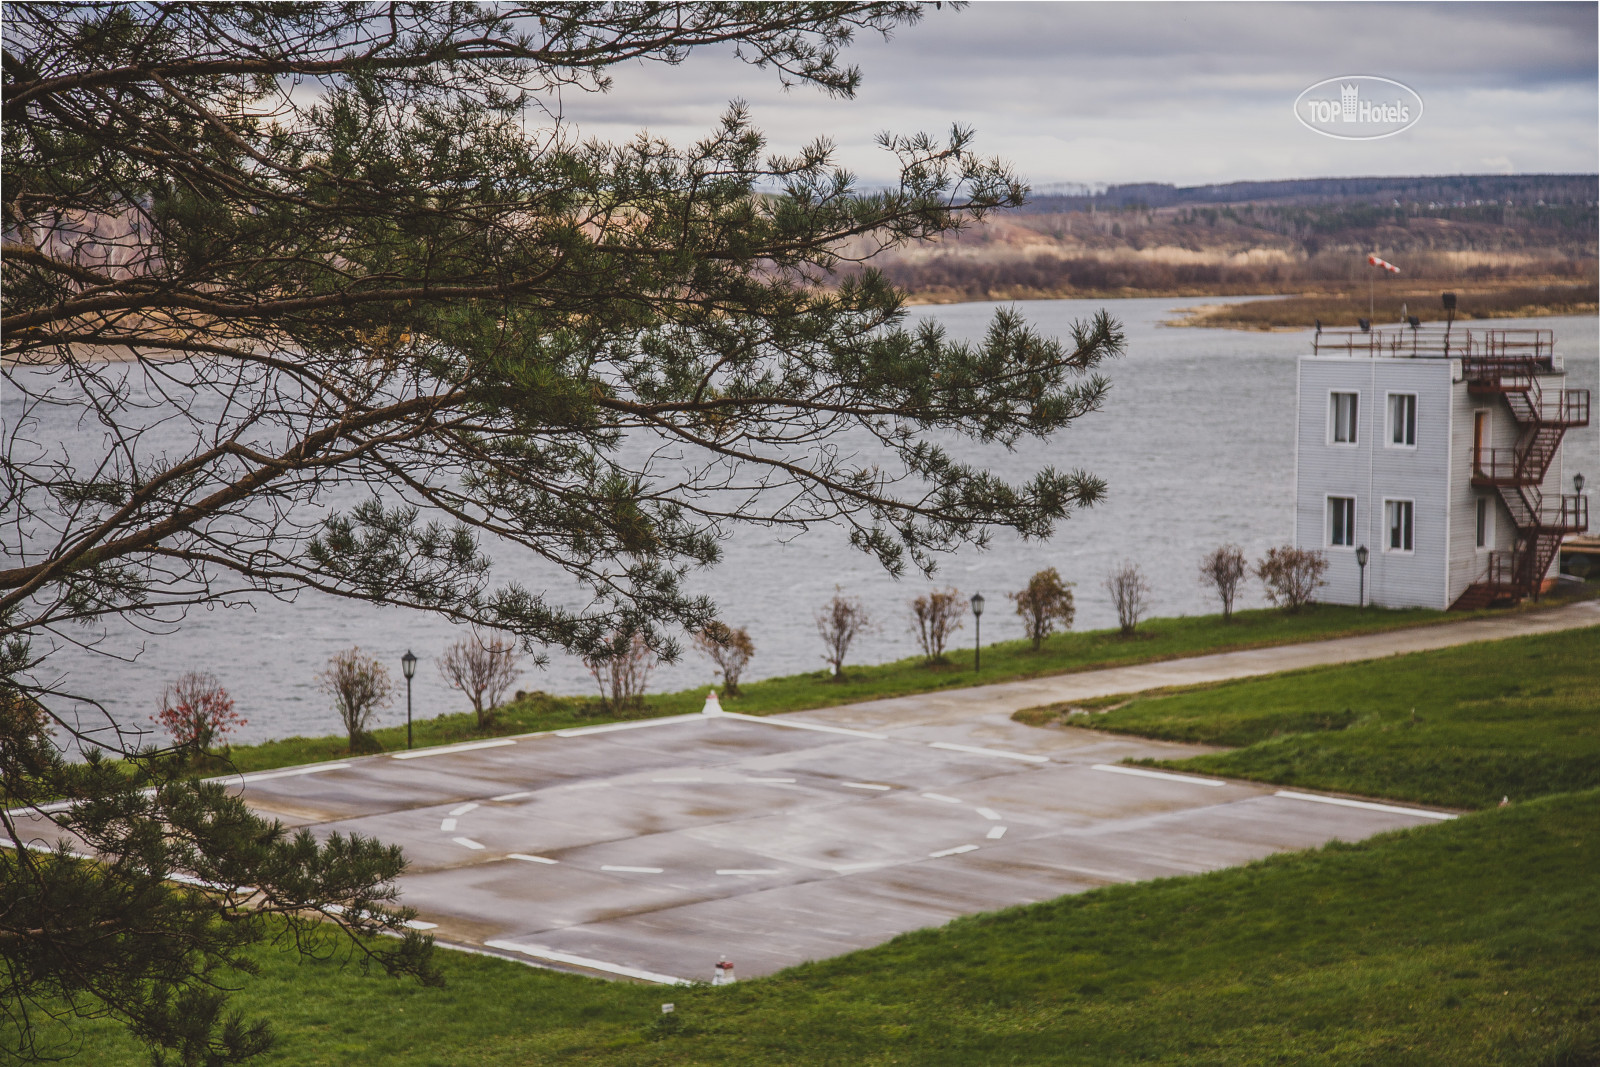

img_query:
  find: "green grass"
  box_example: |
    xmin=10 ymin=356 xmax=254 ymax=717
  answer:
xmin=61 ymin=790 xmax=1600 ymax=1065
xmin=1037 ymin=626 xmax=1600 ymax=811
xmin=221 ymin=603 xmax=1471 ymax=774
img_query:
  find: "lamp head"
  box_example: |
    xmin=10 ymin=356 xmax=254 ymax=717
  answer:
xmin=1355 ymin=545 xmax=1369 ymax=567
xmin=1441 ymin=292 xmax=1457 ymax=311
xmin=1408 ymin=315 xmax=1421 ymax=329
xmin=401 ymin=649 xmax=417 ymax=680
xmin=1577 ymin=473 xmax=1587 ymax=495
xmin=969 ymin=592 xmax=985 ymax=618
xmin=1357 ymin=318 xmax=1371 ymax=333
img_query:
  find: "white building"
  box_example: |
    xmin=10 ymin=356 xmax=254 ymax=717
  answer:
xmin=1295 ymin=325 xmax=1589 ymax=610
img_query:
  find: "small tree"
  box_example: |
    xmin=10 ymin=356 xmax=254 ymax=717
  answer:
xmin=318 ymin=648 xmax=394 ymax=751
xmin=1104 ymin=560 xmax=1152 ymax=636
xmin=1256 ymin=546 xmax=1329 ymax=613
xmin=816 ymin=590 xmax=873 ymax=681
xmin=1009 ymin=568 xmax=1076 ymax=651
xmin=151 ymin=671 xmax=245 ymax=756
xmin=1198 ymin=544 xmax=1249 ymax=622
xmin=910 ymin=588 xmax=965 ymax=663
xmin=693 ymin=622 xmax=755 ymax=697
xmin=584 ymin=632 xmax=656 ymax=713
xmin=438 ymin=634 xmax=523 ymax=728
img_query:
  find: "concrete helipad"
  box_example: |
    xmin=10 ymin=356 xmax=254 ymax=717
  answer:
xmin=229 ymin=707 xmax=1457 ymax=984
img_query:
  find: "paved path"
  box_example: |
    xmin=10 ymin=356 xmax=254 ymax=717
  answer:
xmin=788 ymin=598 xmax=1600 ymax=736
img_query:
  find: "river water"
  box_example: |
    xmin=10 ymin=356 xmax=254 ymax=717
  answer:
xmin=15 ymin=299 xmax=1598 ymax=745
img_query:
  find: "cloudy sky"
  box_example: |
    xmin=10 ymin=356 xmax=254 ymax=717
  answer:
xmin=551 ymin=1 xmax=1598 ymax=189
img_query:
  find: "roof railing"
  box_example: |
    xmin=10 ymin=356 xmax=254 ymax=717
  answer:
xmin=1310 ymin=326 xmax=1555 ymax=362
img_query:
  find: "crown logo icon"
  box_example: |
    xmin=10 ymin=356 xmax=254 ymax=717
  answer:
xmin=1340 ymin=84 xmax=1359 ymax=120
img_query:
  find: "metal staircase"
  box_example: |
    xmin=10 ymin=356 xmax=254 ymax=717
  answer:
xmin=1455 ymin=347 xmax=1590 ymax=609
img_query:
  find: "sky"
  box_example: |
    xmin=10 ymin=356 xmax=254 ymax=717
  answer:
xmin=549 ymin=1 xmax=1599 ymax=189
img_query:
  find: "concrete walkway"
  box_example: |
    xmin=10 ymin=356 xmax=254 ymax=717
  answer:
xmin=789 ymin=598 xmax=1600 ymax=736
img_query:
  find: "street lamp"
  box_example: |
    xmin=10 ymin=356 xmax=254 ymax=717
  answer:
xmin=1355 ymin=545 xmax=1369 ymax=609
xmin=1576 ymin=472 xmax=1586 ymax=495
xmin=969 ymin=592 xmax=985 ymax=672
xmin=401 ymin=650 xmax=417 ymax=750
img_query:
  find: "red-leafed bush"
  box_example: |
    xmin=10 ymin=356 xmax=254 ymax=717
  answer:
xmin=152 ymin=671 xmax=244 ymax=754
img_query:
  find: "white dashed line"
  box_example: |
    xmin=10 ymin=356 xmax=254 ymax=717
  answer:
xmin=744 ymin=777 xmax=796 ymax=784
xmin=986 ymin=826 xmax=1007 ymax=840
xmin=601 ymin=865 xmax=663 ymax=874
xmin=651 ymin=777 xmax=704 ymax=783
xmin=833 ymin=861 xmax=887 ymax=872
xmin=842 ymin=782 xmax=891 ymax=791
xmin=491 ymin=791 xmax=533 ymax=802
xmin=928 ymin=741 xmax=1050 ymax=763
xmin=920 ymin=792 xmax=963 ymax=804
xmin=1091 ymin=764 xmax=1226 ymax=787
xmin=440 ymin=818 xmax=458 ymax=832
xmin=449 ymin=803 xmax=479 ymax=817
xmin=391 ymin=739 xmax=516 ymax=760
xmin=975 ymin=807 xmax=1002 ymax=821
xmin=1274 ymin=790 xmax=1457 ymax=820
xmin=484 ymin=940 xmax=690 ymax=986
xmin=452 ymin=836 xmax=485 ymax=850
xmin=507 ymin=853 xmax=558 ymax=864
xmin=929 ymin=844 xmax=980 ymax=858
xmin=716 ymin=868 xmax=782 ymax=876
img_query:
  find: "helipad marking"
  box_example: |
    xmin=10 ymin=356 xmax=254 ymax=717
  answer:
xmin=842 ymin=782 xmax=891 ymax=791
xmin=717 ymin=868 xmax=782 ymax=876
xmin=230 ymin=762 xmax=354 ymax=784
xmin=720 ymin=711 xmax=889 ymax=740
xmin=986 ymin=826 xmax=1007 ymax=840
xmin=975 ymin=807 xmax=1002 ymax=821
xmin=452 ymin=836 xmax=485 ymax=850
xmin=491 ymin=791 xmax=533 ymax=802
xmin=602 ymin=865 xmax=664 ymax=874
xmin=391 ymin=739 xmax=516 ymax=760
xmin=508 ymin=853 xmax=559 ymax=864
xmin=450 ymin=803 xmax=479 ymax=817
xmin=440 ymin=818 xmax=458 ymax=832
xmin=651 ymin=777 xmax=704 ymax=783
xmin=484 ymin=940 xmax=690 ymax=985
xmin=404 ymin=919 xmax=439 ymax=930
xmin=1275 ymin=790 xmax=1456 ymax=820
xmin=1091 ymin=764 xmax=1226 ymax=787
xmin=929 ymin=844 xmax=979 ymax=858
xmin=553 ymin=714 xmax=703 ymax=737
xmin=833 ymin=861 xmax=888 ymax=873
xmin=920 ymin=792 xmax=963 ymax=804
xmin=745 ymin=777 xmax=796 ymax=784
xmin=928 ymin=741 xmax=1049 ymax=763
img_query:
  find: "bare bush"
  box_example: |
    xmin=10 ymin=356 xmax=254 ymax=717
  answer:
xmin=816 ymin=590 xmax=872 ymax=681
xmin=1008 ymin=568 xmax=1076 ymax=651
xmin=438 ymin=634 xmax=523 ymax=728
xmin=318 ymin=648 xmax=394 ymax=751
xmin=910 ymin=588 xmax=965 ymax=663
xmin=1256 ymin=546 xmax=1329 ymax=612
xmin=693 ymin=622 xmax=755 ymax=697
xmin=583 ymin=632 xmax=656 ymax=713
xmin=1104 ymin=561 xmax=1152 ymax=635
xmin=1198 ymin=544 xmax=1249 ymax=621
xmin=151 ymin=671 xmax=245 ymax=755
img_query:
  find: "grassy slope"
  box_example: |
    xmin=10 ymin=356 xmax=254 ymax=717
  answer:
xmin=1068 ymin=626 xmax=1600 ymax=809
xmin=224 ymin=604 xmax=1463 ymax=773
xmin=66 ymin=790 xmax=1600 ymax=1066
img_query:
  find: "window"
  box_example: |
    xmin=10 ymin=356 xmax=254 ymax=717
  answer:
xmin=1328 ymin=497 xmax=1356 ymax=547
xmin=1330 ymin=392 xmax=1359 ymax=444
xmin=1386 ymin=500 xmax=1414 ymax=552
xmin=1476 ymin=497 xmax=1493 ymax=549
xmin=1387 ymin=393 xmax=1417 ymax=447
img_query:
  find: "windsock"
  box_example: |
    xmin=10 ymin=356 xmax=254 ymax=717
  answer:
xmin=1367 ymin=254 xmax=1401 ymax=274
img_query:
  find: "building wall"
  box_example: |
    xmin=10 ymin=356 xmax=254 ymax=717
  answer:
xmin=1296 ymin=356 xmax=1454 ymax=608
xmin=1447 ymin=378 xmax=1521 ymax=603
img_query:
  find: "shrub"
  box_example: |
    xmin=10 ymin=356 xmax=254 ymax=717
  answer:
xmin=151 ymin=671 xmax=244 ymax=755
xmin=1008 ymin=568 xmax=1076 ymax=651
xmin=910 ymin=588 xmax=965 ymax=663
xmin=1104 ymin=560 xmax=1152 ymax=635
xmin=583 ymin=632 xmax=656 ymax=713
xmin=816 ymin=589 xmax=872 ymax=681
xmin=438 ymin=634 xmax=523 ymax=728
xmin=693 ymin=622 xmax=755 ymax=697
xmin=1256 ymin=545 xmax=1329 ymax=612
xmin=1198 ymin=544 xmax=1249 ymax=621
xmin=318 ymin=648 xmax=393 ymax=751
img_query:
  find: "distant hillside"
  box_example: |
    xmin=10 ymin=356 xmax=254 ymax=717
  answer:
xmin=1022 ymin=173 xmax=1597 ymax=212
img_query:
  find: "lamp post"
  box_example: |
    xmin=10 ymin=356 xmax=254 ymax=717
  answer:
xmin=969 ymin=592 xmax=985 ymax=672
xmin=401 ymin=650 xmax=417 ymax=750
xmin=1355 ymin=545 xmax=1369 ymax=609
xmin=1576 ymin=472 xmax=1586 ymax=496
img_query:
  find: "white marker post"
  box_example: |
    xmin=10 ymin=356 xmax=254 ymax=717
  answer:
xmin=701 ymin=689 xmax=724 ymax=715
xmin=712 ymin=957 xmax=735 ymax=985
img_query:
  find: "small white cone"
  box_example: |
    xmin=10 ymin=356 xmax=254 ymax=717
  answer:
xmin=701 ymin=689 xmax=723 ymax=715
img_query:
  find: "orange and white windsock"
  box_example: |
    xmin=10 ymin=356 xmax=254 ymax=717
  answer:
xmin=1367 ymin=254 xmax=1401 ymax=273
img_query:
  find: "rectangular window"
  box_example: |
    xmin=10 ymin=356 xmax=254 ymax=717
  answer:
xmin=1328 ymin=496 xmax=1356 ymax=547
xmin=1386 ymin=499 xmax=1414 ymax=552
xmin=1330 ymin=392 xmax=1359 ymax=444
xmin=1476 ymin=497 xmax=1492 ymax=549
xmin=1388 ymin=393 xmax=1417 ymax=446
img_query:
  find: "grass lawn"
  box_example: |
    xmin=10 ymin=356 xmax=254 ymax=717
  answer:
xmin=221 ymin=603 xmax=1476 ymax=774
xmin=1031 ymin=626 xmax=1600 ymax=811
xmin=62 ymin=789 xmax=1600 ymax=1066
